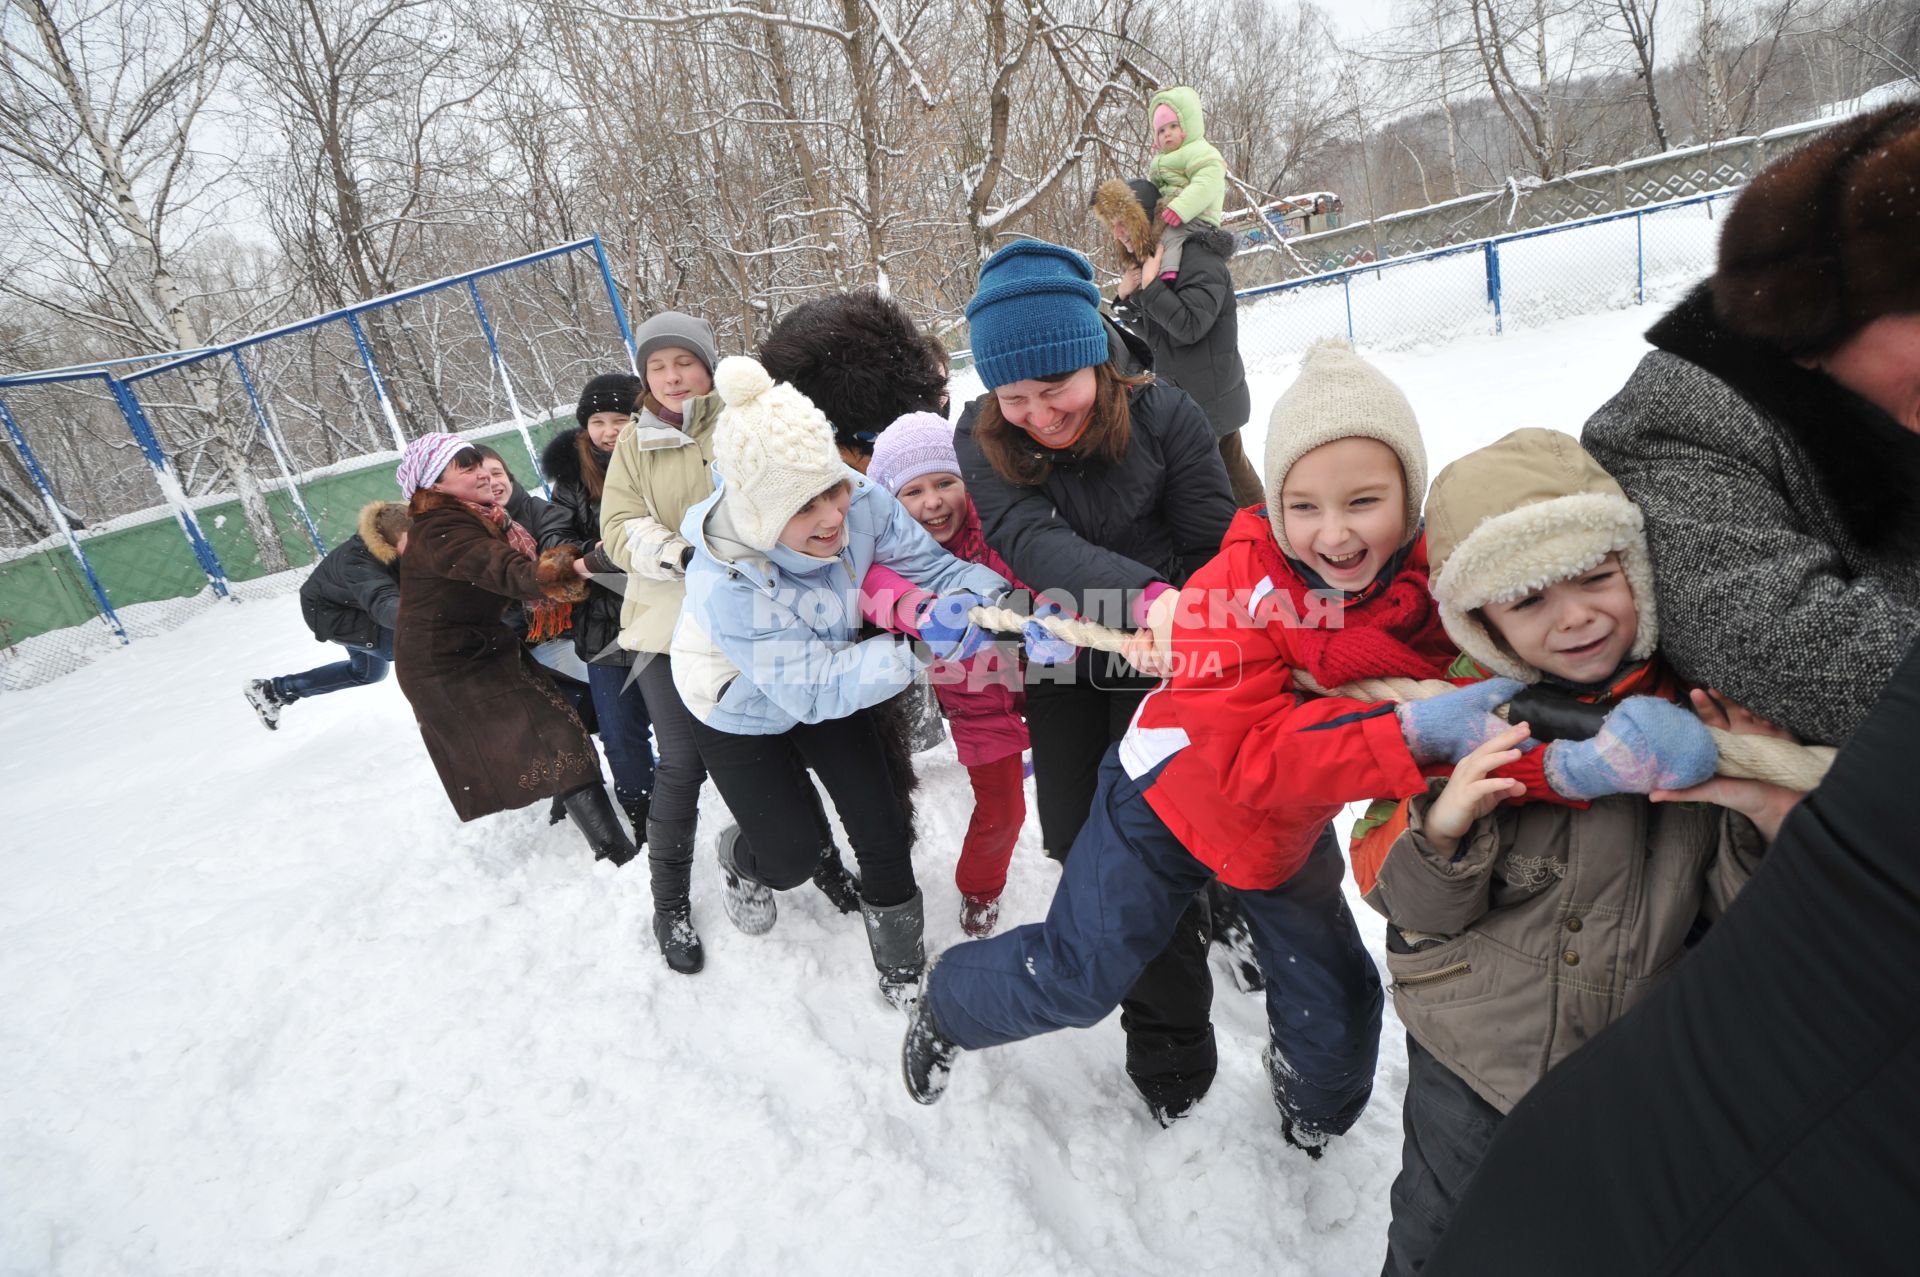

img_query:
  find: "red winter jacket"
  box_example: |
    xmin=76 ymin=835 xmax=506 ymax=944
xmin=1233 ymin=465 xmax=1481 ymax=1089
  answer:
xmin=1121 ymin=508 xmax=1559 ymax=890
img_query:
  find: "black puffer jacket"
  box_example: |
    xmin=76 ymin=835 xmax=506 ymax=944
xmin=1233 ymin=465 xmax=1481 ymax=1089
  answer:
xmin=955 ymin=379 xmax=1235 ymax=627
xmin=540 ymin=426 xmax=631 ymax=665
xmin=299 ymin=501 xmax=402 ymax=648
xmin=1114 ymin=224 xmax=1250 ymax=438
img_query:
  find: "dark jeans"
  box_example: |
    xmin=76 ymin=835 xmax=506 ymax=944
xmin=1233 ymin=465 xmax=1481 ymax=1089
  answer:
xmin=690 ymin=708 xmax=915 ymax=907
xmin=632 ymin=654 xmax=706 ymax=826
xmin=930 ymin=751 xmax=1383 ymax=1132
xmin=1024 ymin=657 xmax=1216 ymax=1109
xmin=586 ymin=660 xmax=656 ymax=805
xmin=275 ymin=628 xmax=393 ymax=702
xmin=1381 ymin=1036 xmax=1505 ymax=1277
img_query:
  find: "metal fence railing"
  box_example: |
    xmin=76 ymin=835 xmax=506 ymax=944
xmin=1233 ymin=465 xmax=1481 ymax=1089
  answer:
xmin=0 ymin=237 xmax=638 ymax=692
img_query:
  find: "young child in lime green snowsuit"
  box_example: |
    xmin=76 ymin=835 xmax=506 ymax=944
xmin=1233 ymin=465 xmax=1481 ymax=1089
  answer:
xmin=1147 ymin=85 xmax=1226 ymax=279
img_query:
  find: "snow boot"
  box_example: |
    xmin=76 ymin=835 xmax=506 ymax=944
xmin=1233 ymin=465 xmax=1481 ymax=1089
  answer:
xmin=959 ymin=892 xmax=1001 ymax=939
xmin=1264 ymin=1044 xmax=1333 ymax=1160
xmin=645 ymin=817 xmax=703 ymax=975
xmin=243 ymin=679 xmax=286 ymax=730
xmin=715 ymin=823 xmax=777 ymax=936
xmin=619 ymin=790 xmax=651 ymax=849
xmin=562 ymin=785 xmax=638 ymax=867
xmin=811 ymin=845 xmax=862 ymax=914
xmin=902 ymin=977 xmax=962 ymax=1104
xmin=1208 ymin=881 xmax=1266 ymax=994
xmin=861 ymin=890 xmax=927 ymax=1010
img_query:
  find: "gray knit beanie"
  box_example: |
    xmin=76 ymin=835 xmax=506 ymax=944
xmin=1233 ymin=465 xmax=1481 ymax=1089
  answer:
xmin=634 ymin=310 xmax=718 ymax=375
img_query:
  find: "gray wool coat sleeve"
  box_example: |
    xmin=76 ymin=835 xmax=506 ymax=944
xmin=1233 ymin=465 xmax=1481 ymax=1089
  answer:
xmin=1583 ymin=352 xmax=1920 ymax=746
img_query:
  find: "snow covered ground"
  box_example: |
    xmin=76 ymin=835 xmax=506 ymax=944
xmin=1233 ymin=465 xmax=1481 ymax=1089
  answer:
xmin=2 ymin=304 xmax=1664 ymax=1275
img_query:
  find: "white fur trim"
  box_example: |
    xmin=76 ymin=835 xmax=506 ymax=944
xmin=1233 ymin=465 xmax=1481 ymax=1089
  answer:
xmin=1432 ymin=492 xmax=1657 ymax=683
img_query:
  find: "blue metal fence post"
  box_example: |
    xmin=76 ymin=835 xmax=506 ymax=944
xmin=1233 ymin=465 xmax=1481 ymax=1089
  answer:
xmin=1484 ymin=240 xmax=1504 ymax=335
xmin=591 ymin=232 xmax=639 ymax=372
xmin=345 ymin=312 xmax=408 ymax=453
xmin=1342 ymin=272 xmax=1355 ymax=343
xmin=232 ymin=350 xmax=326 ymax=557
xmin=102 ymin=374 xmax=231 ymax=598
xmin=466 ymin=279 xmax=549 ymax=496
xmin=1635 ymin=211 xmax=1646 ymax=305
xmin=0 ymin=392 xmax=128 ymax=644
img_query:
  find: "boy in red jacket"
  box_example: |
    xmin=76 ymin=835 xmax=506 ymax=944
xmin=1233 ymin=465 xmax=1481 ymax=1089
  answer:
xmin=902 ymin=341 xmax=1595 ymax=1153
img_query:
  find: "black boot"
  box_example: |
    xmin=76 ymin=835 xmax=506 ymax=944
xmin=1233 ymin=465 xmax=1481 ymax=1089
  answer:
xmin=1265 ymin=1044 xmax=1333 ymax=1160
xmin=811 ymin=845 xmax=861 ymax=914
xmin=715 ymin=824 xmax=776 ymax=935
xmin=860 ymin=890 xmax=926 ymax=1010
xmin=902 ymin=976 xmax=962 ymax=1104
xmin=619 ymin=790 xmax=651 ymax=849
xmin=548 ymin=795 xmax=568 ymax=826
xmin=562 ymin=785 xmax=638 ymax=867
xmin=646 ymin=817 xmax=703 ymax=975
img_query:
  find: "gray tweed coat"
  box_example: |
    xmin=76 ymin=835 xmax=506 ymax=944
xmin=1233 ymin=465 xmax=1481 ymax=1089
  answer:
xmin=1582 ymin=286 xmax=1920 ymax=746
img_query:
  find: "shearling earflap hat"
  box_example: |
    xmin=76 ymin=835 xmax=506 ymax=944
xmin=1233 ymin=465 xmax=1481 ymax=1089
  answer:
xmin=1263 ymin=339 xmax=1427 ymax=556
xmin=575 ymin=372 xmax=643 ymax=428
xmin=1425 ymin=428 xmax=1657 ymax=684
xmin=868 ymin=412 xmax=960 ymax=496
xmin=1712 ymin=101 xmax=1920 ymax=356
xmin=633 ymin=310 xmax=718 ymax=376
xmin=708 ymin=355 xmax=847 ymax=551
xmin=1091 ymin=178 xmax=1165 ymax=267
xmin=964 ymin=241 xmax=1108 ymax=390
xmin=395 ymin=432 xmax=474 ymax=499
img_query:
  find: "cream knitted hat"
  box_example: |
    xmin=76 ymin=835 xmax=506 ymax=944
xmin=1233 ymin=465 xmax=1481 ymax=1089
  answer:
xmin=1425 ymin=428 xmax=1657 ymax=683
xmin=1263 ymin=340 xmax=1428 ymax=557
xmin=709 ymin=355 xmax=848 ymax=551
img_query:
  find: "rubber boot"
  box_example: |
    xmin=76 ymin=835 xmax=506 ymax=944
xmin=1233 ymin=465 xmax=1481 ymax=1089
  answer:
xmin=715 ymin=823 xmax=776 ymax=935
xmin=562 ymin=785 xmax=638 ymax=867
xmin=646 ymin=817 xmax=704 ymax=975
xmin=902 ymin=971 xmax=962 ymax=1104
xmin=811 ymin=845 xmax=862 ymax=914
xmin=861 ymin=890 xmax=926 ymax=1010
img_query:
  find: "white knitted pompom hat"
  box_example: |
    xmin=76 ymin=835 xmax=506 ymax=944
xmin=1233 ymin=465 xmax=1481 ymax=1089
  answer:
xmin=709 ymin=355 xmax=848 ymax=551
xmin=1263 ymin=339 xmax=1428 ymax=557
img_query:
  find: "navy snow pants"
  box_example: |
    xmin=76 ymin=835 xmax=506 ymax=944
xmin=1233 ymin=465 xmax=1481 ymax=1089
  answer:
xmin=926 ymin=748 xmax=1385 ymax=1134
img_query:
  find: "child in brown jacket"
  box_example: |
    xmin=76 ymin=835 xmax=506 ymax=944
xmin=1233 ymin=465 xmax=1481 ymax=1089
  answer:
xmin=1359 ymin=428 xmax=1774 ymax=1276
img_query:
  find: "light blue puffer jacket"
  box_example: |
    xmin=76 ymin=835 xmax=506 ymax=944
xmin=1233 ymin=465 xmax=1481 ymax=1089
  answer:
xmin=669 ymin=466 xmax=1010 ymax=735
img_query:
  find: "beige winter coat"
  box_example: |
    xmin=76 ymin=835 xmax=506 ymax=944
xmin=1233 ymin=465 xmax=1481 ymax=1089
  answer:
xmin=599 ymin=393 xmax=722 ymax=654
xmin=1370 ymin=790 xmax=1764 ymax=1114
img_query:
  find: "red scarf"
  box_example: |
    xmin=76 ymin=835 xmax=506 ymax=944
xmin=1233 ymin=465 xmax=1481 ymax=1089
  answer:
xmin=1252 ymin=525 xmax=1453 ymax=688
xmin=464 ymin=499 xmax=573 ymax=642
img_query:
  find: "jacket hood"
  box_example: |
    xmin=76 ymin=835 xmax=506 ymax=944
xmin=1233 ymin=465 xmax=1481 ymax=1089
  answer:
xmin=1648 ymin=284 xmax=1920 ymax=558
xmin=1148 ymin=86 xmax=1206 ymax=145
xmin=1425 ymin=428 xmax=1657 ymax=684
xmin=357 ymin=500 xmax=404 ymax=564
xmin=540 ymin=425 xmax=610 ymax=490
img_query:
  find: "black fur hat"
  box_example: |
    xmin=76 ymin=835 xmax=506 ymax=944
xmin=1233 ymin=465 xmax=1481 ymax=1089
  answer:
xmin=757 ymin=289 xmax=948 ymax=455
xmin=1713 ymin=101 xmax=1920 ymax=356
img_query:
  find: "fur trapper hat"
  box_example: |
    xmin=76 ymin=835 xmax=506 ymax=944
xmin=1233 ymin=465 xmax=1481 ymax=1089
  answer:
xmin=709 ymin=356 xmax=848 ymax=551
xmin=758 ymin=289 xmax=948 ymax=454
xmin=1263 ymin=340 xmax=1427 ymax=557
xmin=1425 ymin=428 xmax=1657 ymax=684
xmin=1712 ymin=101 xmax=1920 ymax=356
xmin=1092 ymin=178 xmax=1166 ymax=268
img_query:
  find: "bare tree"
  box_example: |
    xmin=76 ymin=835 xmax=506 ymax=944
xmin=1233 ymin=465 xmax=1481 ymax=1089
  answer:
xmin=1608 ymin=0 xmax=1671 ymax=148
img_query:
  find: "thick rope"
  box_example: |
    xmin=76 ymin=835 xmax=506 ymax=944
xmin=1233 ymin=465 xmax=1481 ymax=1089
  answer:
xmin=967 ymin=604 xmax=1834 ymax=792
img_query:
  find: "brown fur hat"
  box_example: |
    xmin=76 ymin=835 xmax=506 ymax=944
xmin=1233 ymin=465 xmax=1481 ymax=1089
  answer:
xmin=1092 ymin=178 xmax=1166 ymax=269
xmin=1712 ymin=101 xmax=1920 ymax=356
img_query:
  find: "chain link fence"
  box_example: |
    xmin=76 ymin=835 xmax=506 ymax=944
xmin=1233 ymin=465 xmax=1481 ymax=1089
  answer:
xmin=0 ymin=238 xmax=637 ymax=692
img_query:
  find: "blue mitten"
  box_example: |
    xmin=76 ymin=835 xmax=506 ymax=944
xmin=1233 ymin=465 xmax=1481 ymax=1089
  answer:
xmin=1023 ymin=599 xmax=1077 ymax=666
xmin=1543 ymin=696 xmax=1717 ymax=800
xmin=918 ymin=592 xmax=990 ymax=661
xmin=1395 ymin=678 xmax=1529 ymax=765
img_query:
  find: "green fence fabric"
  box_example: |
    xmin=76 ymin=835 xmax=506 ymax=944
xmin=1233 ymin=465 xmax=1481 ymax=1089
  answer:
xmin=0 ymin=419 xmax=569 ymax=648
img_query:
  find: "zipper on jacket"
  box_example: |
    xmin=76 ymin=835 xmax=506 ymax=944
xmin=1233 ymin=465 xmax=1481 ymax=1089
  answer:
xmin=1392 ymin=960 xmax=1472 ymax=991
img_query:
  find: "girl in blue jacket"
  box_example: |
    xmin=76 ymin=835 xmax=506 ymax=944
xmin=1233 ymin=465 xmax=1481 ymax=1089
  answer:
xmin=670 ymin=357 xmax=1013 ymax=1007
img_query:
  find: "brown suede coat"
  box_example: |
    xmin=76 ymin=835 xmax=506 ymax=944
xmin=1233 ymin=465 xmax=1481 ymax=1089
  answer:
xmin=395 ymin=489 xmax=597 ymax=821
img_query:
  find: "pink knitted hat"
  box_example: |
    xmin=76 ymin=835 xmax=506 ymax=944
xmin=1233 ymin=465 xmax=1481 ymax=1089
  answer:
xmin=868 ymin=412 xmax=960 ymax=495
xmin=396 ymin=432 xmax=473 ymax=499
xmin=1153 ymin=103 xmax=1178 ymax=132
